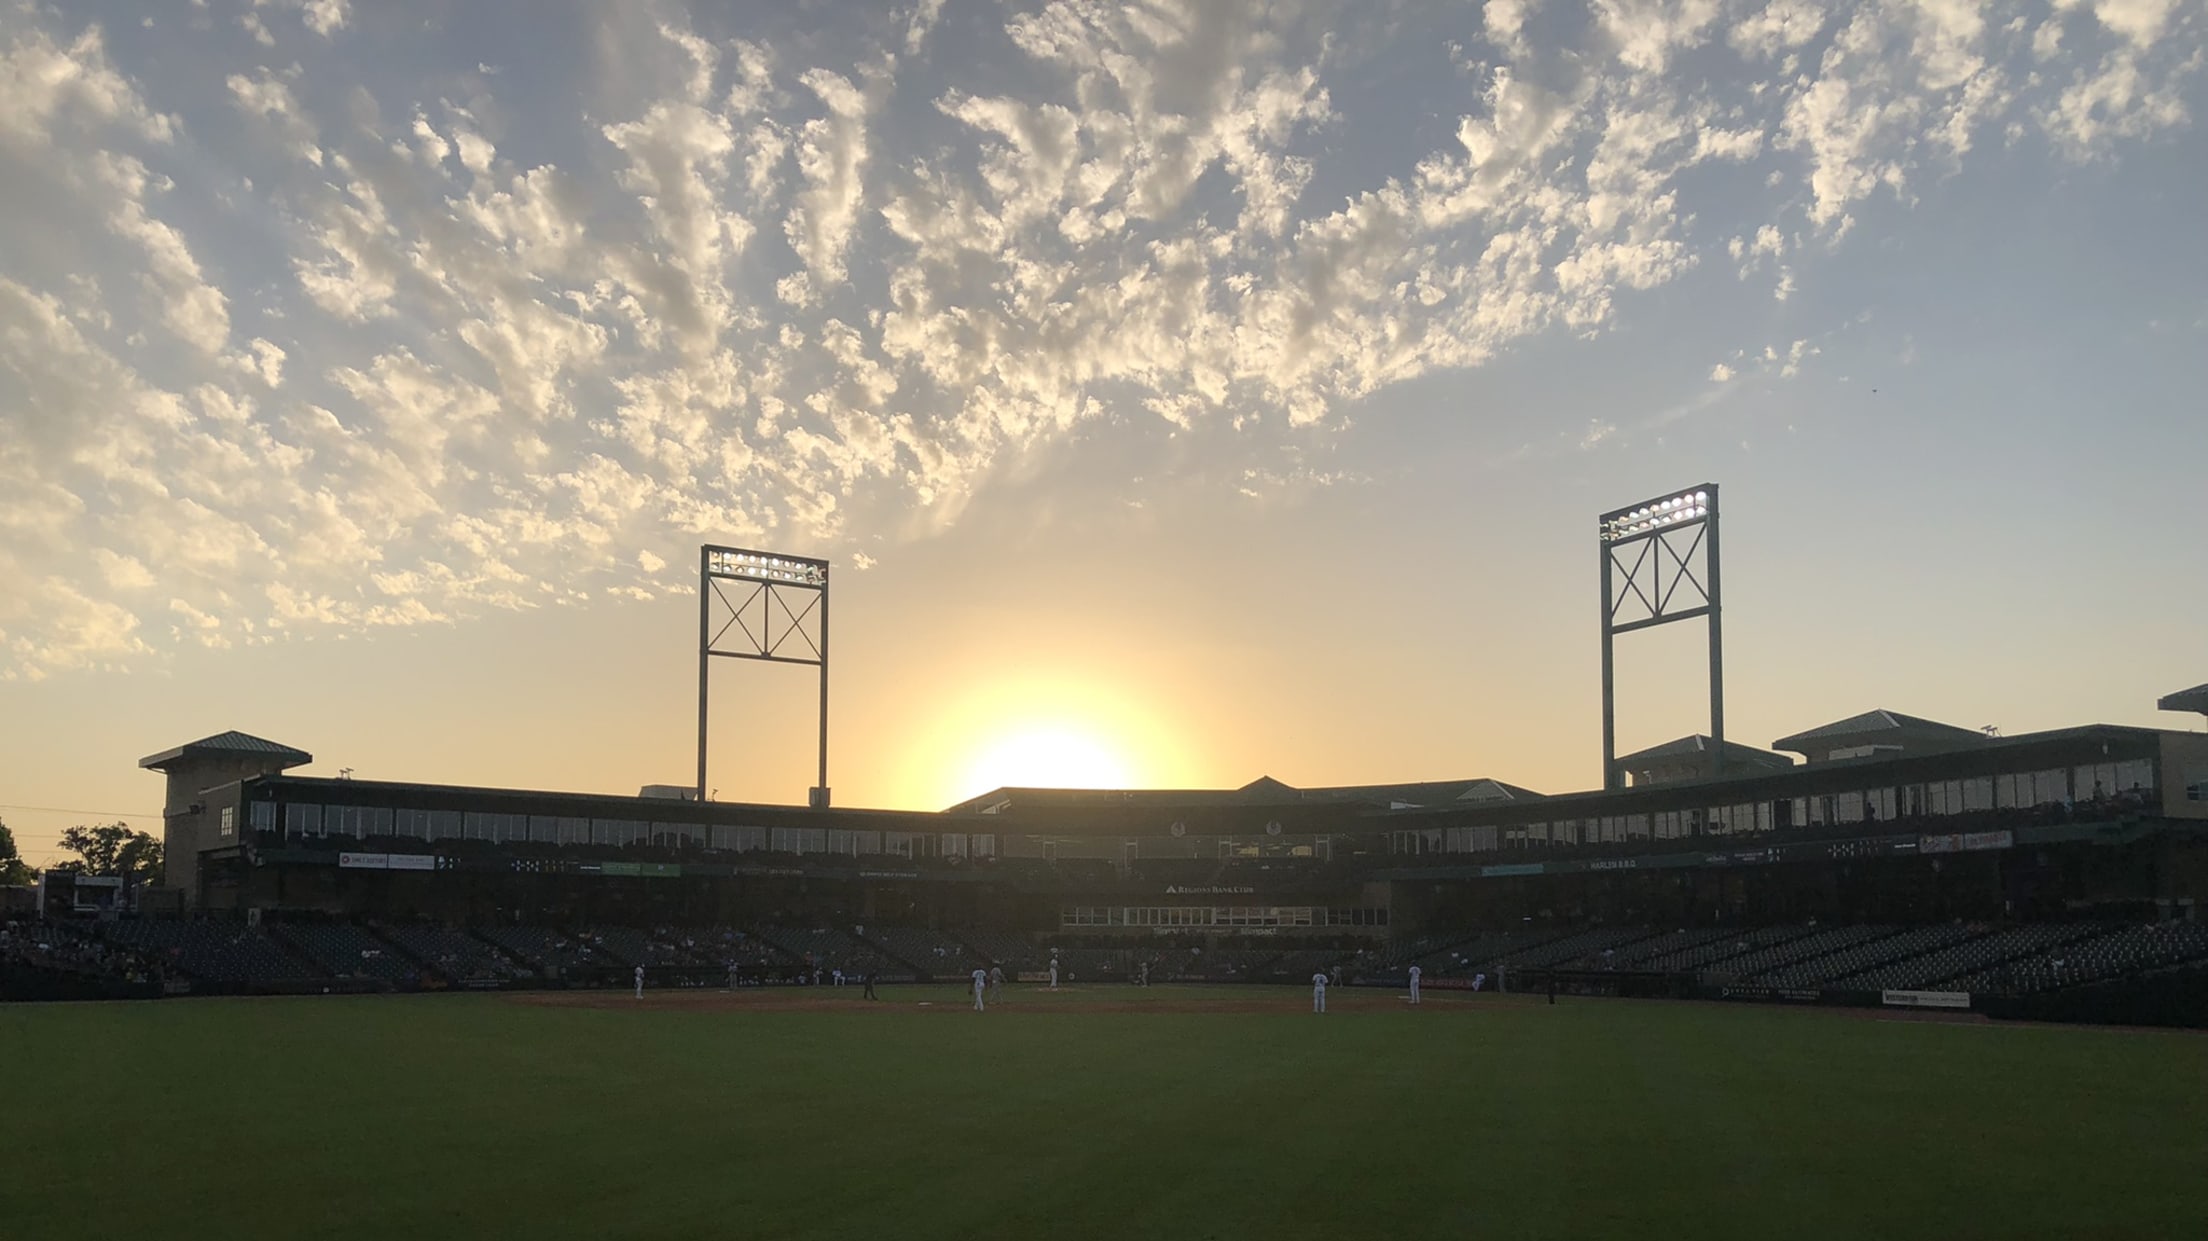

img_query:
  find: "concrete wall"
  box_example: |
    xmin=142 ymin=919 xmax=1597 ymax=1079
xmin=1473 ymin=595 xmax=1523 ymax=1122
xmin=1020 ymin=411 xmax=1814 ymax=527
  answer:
xmin=157 ymin=757 xmax=294 ymax=901
xmin=2161 ymin=732 xmax=2208 ymax=821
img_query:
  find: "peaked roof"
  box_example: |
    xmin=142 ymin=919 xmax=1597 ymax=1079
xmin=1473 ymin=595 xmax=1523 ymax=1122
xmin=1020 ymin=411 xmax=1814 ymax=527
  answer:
xmin=2159 ymin=684 xmax=2208 ymax=715
xmin=1288 ymin=777 xmax=1548 ymax=807
xmin=1771 ymin=709 xmax=1987 ymax=753
xmin=140 ymin=730 xmax=313 ymax=772
xmin=1615 ymin=734 xmax=1794 ymax=769
xmin=942 ymin=773 xmax=1547 ymax=814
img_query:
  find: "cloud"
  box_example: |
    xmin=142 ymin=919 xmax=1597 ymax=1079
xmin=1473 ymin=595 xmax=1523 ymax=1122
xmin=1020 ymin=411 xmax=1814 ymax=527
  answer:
xmin=0 ymin=0 xmax=2201 ymax=679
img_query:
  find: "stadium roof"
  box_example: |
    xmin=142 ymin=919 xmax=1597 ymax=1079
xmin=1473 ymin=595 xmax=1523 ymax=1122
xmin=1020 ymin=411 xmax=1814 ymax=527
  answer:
xmin=2159 ymin=683 xmax=2208 ymax=716
xmin=943 ymin=775 xmax=1546 ymax=815
xmin=1771 ymin=709 xmax=1988 ymax=756
xmin=1614 ymin=734 xmax=1794 ymax=772
xmin=140 ymin=730 xmax=313 ymax=772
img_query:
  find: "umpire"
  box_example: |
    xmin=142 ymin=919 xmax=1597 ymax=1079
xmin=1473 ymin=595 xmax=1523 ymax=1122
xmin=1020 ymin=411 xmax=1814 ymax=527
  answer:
xmin=862 ymin=967 xmax=878 ymax=1000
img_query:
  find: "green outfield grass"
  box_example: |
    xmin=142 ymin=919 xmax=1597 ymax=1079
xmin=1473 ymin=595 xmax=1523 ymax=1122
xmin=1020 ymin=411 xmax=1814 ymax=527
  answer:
xmin=5 ymin=986 xmax=2205 ymax=1240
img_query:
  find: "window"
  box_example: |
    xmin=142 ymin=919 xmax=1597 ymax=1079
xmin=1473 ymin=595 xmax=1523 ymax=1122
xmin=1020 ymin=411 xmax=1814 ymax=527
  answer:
xmin=284 ymin=803 xmax=322 ymax=837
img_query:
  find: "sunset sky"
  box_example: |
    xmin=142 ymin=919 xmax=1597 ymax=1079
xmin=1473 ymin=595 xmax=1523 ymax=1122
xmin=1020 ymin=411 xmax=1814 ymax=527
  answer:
xmin=3 ymin=0 xmax=2205 ymax=867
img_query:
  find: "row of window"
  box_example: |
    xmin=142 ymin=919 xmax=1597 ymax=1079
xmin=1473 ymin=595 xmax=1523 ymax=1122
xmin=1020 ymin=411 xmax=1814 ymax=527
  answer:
xmin=1390 ymin=761 xmax=2160 ymax=855
xmin=1059 ymin=906 xmax=1388 ymax=928
xmin=261 ymin=803 xmax=998 ymax=859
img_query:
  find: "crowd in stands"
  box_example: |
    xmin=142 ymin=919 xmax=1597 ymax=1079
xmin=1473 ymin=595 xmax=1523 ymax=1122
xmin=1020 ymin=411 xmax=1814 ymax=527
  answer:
xmin=1 ymin=919 xmax=159 ymax=984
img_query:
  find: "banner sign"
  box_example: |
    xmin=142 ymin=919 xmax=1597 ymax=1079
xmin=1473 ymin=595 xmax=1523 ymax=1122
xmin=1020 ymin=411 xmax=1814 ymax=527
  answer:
xmin=340 ymin=852 xmax=438 ymax=871
xmin=1881 ymin=989 xmax=1970 ymax=1009
xmin=1919 ymin=830 xmax=2013 ymax=855
xmin=1717 ymin=985 xmax=1824 ymax=1004
xmin=1480 ymin=863 xmax=1546 ymax=877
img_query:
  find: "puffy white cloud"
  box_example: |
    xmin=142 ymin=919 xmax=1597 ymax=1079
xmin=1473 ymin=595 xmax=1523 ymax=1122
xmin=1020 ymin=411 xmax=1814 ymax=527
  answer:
xmin=254 ymin=0 xmax=351 ymax=40
xmin=0 ymin=0 xmax=2200 ymax=679
xmin=0 ymin=20 xmax=174 ymax=149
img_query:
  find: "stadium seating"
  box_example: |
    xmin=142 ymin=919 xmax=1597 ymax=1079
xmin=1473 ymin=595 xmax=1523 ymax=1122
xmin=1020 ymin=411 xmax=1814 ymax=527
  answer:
xmin=276 ymin=924 xmax=425 ymax=985
xmin=1751 ymin=925 xmax=1980 ymax=988
xmin=1 ymin=919 xmax=157 ymax=983
xmin=752 ymin=926 xmax=906 ymax=981
xmin=861 ymin=926 xmax=988 ymax=977
xmin=1837 ymin=924 xmax=2099 ymax=993
xmin=1695 ymin=925 xmax=1899 ymax=982
xmin=1952 ymin=922 xmax=2208 ymax=996
xmin=683 ymin=926 xmax=798 ymax=971
xmin=378 ymin=925 xmax=526 ymax=985
xmin=98 ymin=920 xmax=323 ymax=985
xmin=1635 ymin=925 xmax=1815 ymax=973
xmin=1496 ymin=927 xmax=1662 ymax=970
xmin=1416 ymin=930 xmax=1570 ymax=979
xmin=957 ymin=929 xmax=1052 ymax=973
xmin=574 ymin=926 xmax=695 ymax=967
xmin=476 ymin=926 xmax=613 ymax=975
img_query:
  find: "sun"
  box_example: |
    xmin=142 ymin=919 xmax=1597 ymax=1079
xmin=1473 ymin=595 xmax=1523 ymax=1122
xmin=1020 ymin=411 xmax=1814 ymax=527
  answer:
xmin=961 ymin=724 xmax=1136 ymax=796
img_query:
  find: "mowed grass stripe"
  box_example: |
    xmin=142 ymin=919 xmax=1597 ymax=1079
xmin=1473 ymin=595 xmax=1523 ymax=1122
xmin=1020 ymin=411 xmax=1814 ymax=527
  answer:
xmin=3 ymin=989 xmax=2203 ymax=1240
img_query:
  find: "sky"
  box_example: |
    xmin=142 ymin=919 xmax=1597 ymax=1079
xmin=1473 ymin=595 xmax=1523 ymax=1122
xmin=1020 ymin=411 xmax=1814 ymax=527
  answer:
xmin=2 ymin=0 xmax=2205 ymax=868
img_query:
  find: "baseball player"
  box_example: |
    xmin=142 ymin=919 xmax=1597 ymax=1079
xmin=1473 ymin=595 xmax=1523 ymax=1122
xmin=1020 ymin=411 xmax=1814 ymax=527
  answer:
xmin=1048 ymin=954 xmax=1059 ymax=990
xmin=988 ymin=964 xmax=1006 ymax=1003
xmin=1311 ymin=970 xmax=1328 ymax=1014
xmin=633 ymin=964 xmax=644 ymax=999
xmin=1408 ymin=963 xmax=1422 ymax=1005
xmin=971 ymin=966 xmax=988 ymax=1011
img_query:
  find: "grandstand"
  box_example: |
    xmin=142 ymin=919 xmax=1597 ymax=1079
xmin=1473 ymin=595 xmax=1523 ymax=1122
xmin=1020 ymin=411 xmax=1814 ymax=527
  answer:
xmin=275 ymin=923 xmax=424 ymax=985
xmin=377 ymin=925 xmax=525 ymax=986
xmin=5 ymin=707 xmax=2202 ymax=1028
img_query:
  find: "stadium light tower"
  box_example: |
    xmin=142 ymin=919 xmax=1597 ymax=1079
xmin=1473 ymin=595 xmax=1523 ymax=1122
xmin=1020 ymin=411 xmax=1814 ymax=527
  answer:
xmin=697 ymin=546 xmax=831 ymax=807
xmin=1598 ymin=484 xmax=1724 ymax=790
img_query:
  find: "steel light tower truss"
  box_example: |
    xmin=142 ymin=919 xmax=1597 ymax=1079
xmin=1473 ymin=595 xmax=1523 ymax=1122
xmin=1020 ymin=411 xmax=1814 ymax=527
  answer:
xmin=697 ymin=546 xmax=831 ymax=807
xmin=1598 ymin=484 xmax=1723 ymax=790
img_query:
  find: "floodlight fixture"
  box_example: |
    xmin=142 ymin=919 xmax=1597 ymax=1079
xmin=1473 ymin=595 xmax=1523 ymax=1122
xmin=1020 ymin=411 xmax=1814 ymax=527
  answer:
xmin=1597 ymin=484 xmax=1724 ymax=789
xmin=696 ymin=544 xmax=831 ymax=808
xmin=707 ymin=548 xmax=828 ymax=586
xmin=1600 ymin=490 xmax=1711 ymax=543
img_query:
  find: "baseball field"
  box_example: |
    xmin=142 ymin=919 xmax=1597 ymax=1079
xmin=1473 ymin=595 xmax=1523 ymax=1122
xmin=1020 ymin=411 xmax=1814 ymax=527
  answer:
xmin=5 ymin=985 xmax=2204 ymax=1240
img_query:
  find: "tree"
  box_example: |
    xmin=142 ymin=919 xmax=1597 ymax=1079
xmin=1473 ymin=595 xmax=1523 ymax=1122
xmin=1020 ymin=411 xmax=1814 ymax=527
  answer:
xmin=0 ymin=817 xmax=34 ymax=886
xmin=57 ymin=822 xmax=163 ymax=883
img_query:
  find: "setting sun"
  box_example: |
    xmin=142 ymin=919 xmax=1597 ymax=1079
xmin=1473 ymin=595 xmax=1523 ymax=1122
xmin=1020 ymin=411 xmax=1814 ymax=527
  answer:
xmin=960 ymin=724 xmax=1136 ymax=797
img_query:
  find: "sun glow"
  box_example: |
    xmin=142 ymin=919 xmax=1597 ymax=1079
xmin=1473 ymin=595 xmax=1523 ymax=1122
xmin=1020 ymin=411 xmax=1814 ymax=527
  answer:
xmin=961 ymin=724 xmax=1136 ymax=797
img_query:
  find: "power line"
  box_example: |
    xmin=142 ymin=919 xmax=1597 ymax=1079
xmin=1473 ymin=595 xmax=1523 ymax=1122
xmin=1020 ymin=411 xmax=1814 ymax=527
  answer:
xmin=0 ymin=803 xmax=161 ymax=819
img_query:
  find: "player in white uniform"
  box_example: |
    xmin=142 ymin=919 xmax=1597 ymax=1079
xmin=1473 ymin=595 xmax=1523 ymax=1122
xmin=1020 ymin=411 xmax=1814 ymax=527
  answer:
xmin=1472 ymin=971 xmax=1487 ymax=992
xmin=633 ymin=964 xmax=644 ymax=999
xmin=971 ymin=966 xmax=989 ymax=1011
xmin=1048 ymin=953 xmax=1060 ymax=990
xmin=1311 ymin=971 xmax=1328 ymax=1013
xmin=1408 ymin=963 xmax=1422 ymax=1005
xmin=988 ymin=964 xmax=1006 ymax=1003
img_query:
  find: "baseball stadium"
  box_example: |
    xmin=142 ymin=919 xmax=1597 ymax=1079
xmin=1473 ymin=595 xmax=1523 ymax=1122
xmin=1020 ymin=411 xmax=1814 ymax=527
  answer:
xmin=8 ymin=505 xmax=2208 ymax=1240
